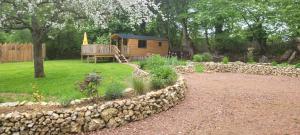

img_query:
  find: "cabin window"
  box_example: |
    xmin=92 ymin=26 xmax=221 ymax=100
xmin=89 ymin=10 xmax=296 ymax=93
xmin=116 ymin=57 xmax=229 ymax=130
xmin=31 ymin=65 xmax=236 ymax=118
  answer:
xmin=158 ymin=42 xmax=162 ymax=47
xmin=123 ymin=39 xmax=128 ymax=46
xmin=138 ymin=40 xmax=147 ymax=48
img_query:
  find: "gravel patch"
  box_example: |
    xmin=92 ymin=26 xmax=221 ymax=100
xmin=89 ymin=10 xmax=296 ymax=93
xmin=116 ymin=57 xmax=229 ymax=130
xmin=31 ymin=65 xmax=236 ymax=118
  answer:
xmin=89 ymin=73 xmax=300 ymax=135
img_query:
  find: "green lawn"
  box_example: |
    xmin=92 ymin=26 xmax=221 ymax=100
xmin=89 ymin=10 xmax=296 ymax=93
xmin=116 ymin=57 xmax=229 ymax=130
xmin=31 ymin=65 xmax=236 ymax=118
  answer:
xmin=0 ymin=60 xmax=133 ymax=102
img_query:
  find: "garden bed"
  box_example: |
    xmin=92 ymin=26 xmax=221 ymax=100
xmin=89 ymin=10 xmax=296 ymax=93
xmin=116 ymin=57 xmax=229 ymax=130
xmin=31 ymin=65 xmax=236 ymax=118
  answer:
xmin=201 ymin=62 xmax=300 ymax=77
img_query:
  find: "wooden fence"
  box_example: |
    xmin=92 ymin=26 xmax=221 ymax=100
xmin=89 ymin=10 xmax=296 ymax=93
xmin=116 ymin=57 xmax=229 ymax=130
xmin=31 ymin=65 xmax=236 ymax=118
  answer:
xmin=0 ymin=43 xmax=46 ymax=63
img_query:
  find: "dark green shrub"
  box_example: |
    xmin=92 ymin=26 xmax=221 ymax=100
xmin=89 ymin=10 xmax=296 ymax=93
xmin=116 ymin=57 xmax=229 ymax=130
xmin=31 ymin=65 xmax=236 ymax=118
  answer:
xmin=193 ymin=53 xmax=212 ymax=62
xmin=271 ymin=61 xmax=278 ymax=66
xmin=150 ymin=66 xmax=177 ymax=90
xmin=138 ymin=60 xmax=147 ymax=70
xmin=193 ymin=54 xmax=204 ymax=62
xmin=195 ymin=64 xmax=205 ymax=73
xmin=150 ymin=78 xmax=165 ymax=90
xmin=222 ymin=56 xmax=229 ymax=64
xmin=295 ymin=63 xmax=300 ymax=68
xmin=132 ymin=77 xmax=147 ymax=95
xmin=105 ymin=82 xmax=124 ymax=100
xmin=202 ymin=53 xmax=212 ymax=62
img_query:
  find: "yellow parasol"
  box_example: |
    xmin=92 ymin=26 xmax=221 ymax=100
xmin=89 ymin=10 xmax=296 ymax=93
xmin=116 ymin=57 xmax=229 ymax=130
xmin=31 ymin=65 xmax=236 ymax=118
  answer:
xmin=82 ymin=32 xmax=88 ymax=45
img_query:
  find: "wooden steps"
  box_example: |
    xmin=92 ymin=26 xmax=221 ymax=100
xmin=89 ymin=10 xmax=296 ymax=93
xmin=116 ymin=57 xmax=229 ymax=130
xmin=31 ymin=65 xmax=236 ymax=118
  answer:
xmin=112 ymin=46 xmax=128 ymax=63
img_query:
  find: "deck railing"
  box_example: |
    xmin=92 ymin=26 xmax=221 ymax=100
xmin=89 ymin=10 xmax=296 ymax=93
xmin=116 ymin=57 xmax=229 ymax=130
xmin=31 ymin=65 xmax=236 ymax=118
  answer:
xmin=81 ymin=44 xmax=129 ymax=56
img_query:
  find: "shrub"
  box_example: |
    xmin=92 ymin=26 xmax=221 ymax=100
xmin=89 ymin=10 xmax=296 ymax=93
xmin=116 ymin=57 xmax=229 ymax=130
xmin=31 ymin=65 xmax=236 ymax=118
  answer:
xmin=202 ymin=53 xmax=212 ymax=62
xmin=166 ymin=56 xmax=186 ymax=66
xmin=105 ymin=82 xmax=124 ymax=100
xmin=59 ymin=97 xmax=74 ymax=108
xmin=150 ymin=78 xmax=165 ymax=90
xmin=150 ymin=66 xmax=177 ymax=90
xmin=193 ymin=53 xmax=212 ymax=62
xmin=139 ymin=60 xmax=147 ymax=70
xmin=222 ymin=56 xmax=229 ymax=64
xmin=271 ymin=61 xmax=278 ymax=66
xmin=193 ymin=54 xmax=203 ymax=62
xmin=278 ymin=62 xmax=289 ymax=67
xmin=143 ymin=55 xmax=166 ymax=70
xmin=77 ymin=72 xmax=102 ymax=98
xmin=132 ymin=77 xmax=147 ymax=95
xmin=195 ymin=64 xmax=205 ymax=73
xmin=32 ymin=83 xmax=43 ymax=102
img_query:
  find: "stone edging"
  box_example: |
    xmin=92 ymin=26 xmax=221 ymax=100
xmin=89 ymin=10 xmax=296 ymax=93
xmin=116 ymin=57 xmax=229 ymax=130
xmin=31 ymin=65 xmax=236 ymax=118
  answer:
xmin=0 ymin=76 xmax=186 ymax=134
xmin=202 ymin=62 xmax=300 ymax=77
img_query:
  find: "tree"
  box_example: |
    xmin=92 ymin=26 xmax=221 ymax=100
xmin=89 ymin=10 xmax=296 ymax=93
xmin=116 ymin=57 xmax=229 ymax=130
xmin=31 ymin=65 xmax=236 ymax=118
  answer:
xmin=0 ymin=0 xmax=159 ymax=78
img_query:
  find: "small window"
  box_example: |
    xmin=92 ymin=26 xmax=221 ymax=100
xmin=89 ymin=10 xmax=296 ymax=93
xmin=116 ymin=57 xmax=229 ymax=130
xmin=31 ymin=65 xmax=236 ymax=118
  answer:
xmin=158 ymin=42 xmax=162 ymax=47
xmin=138 ymin=40 xmax=147 ymax=48
xmin=123 ymin=39 xmax=128 ymax=46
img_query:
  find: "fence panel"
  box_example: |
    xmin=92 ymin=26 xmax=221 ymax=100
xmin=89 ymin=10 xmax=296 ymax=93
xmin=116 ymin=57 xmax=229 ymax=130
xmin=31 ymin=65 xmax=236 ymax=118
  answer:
xmin=0 ymin=43 xmax=46 ymax=63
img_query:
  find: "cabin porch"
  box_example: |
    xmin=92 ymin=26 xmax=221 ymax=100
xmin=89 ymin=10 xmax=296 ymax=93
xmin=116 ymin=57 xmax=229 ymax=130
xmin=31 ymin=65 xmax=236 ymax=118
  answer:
xmin=81 ymin=45 xmax=129 ymax=63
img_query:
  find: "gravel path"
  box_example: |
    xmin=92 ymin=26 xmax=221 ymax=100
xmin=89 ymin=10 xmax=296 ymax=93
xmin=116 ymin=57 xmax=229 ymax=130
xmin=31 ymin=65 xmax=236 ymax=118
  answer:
xmin=89 ymin=73 xmax=300 ymax=135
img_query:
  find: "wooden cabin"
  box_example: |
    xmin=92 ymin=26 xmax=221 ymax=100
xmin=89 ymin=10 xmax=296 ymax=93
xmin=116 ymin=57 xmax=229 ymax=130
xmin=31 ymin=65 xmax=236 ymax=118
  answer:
xmin=81 ymin=34 xmax=169 ymax=63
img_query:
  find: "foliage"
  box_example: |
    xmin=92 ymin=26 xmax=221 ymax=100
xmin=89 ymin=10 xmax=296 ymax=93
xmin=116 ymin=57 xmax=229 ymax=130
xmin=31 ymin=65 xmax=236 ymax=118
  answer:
xmin=105 ymin=82 xmax=125 ymax=100
xmin=193 ymin=53 xmax=212 ymax=62
xmin=0 ymin=60 xmax=133 ymax=102
xmin=271 ymin=61 xmax=278 ymax=66
xmin=277 ymin=63 xmax=289 ymax=67
xmin=195 ymin=64 xmax=205 ymax=73
xmin=295 ymin=63 xmax=300 ymax=69
xmin=132 ymin=77 xmax=148 ymax=95
xmin=95 ymin=34 xmax=110 ymax=45
xmin=140 ymin=55 xmax=185 ymax=70
xmin=193 ymin=54 xmax=204 ymax=62
xmin=77 ymin=72 xmax=102 ymax=98
xmin=31 ymin=83 xmax=43 ymax=102
xmin=150 ymin=66 xmax=177 ymax=90
xmin=222 ymin=56 xmax=229 ymax=64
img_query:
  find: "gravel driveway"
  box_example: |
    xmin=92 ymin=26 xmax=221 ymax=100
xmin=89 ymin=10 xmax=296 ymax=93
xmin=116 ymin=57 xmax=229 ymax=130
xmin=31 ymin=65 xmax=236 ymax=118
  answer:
xmin=89 ymin=73 xmax=300 ymax=135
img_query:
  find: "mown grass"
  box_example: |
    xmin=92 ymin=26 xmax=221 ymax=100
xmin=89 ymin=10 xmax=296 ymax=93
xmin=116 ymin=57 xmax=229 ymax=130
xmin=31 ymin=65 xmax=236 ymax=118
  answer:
xmin=0 ymin=60 xmax=133 ymax=102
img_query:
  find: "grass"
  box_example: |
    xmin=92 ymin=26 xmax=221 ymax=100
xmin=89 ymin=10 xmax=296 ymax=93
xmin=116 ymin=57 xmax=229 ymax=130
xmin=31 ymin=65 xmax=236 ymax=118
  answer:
xmin=0 ymin=60 xmax=133 ymax=102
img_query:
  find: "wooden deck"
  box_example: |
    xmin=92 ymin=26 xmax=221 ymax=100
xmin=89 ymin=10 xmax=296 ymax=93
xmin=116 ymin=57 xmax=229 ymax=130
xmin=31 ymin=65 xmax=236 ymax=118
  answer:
xmin=81 ymin=45 xmax=129 ymax=63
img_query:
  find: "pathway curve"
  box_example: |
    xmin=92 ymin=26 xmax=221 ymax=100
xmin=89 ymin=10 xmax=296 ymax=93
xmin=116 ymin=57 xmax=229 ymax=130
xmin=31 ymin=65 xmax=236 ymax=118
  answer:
xmin=89 ymin=73 xmax=300 ymax=135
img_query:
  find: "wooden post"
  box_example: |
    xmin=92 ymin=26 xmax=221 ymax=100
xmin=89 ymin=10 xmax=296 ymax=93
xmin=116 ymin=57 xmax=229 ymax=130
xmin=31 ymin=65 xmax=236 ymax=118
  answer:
xmin=121 ymin=38 xmax=124 ymax=54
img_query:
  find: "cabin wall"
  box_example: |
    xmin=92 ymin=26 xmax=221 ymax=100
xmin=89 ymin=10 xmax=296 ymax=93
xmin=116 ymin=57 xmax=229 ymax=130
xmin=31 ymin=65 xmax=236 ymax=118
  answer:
xmin=127 ymin=39 xmax=169 ymax=57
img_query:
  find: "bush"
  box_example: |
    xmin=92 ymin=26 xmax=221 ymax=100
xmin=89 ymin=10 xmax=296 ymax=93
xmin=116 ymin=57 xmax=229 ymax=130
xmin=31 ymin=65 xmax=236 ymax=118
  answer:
xmin=165 ymin=56 xmax=186 ymax=66
xmin=77 ymin=72 xmax=102 ymax=98
xmin=202 ymin=53 xmax=212 ymax=62
xmin=222 ymin=56 xmax=229 ymax=64
xmin=278 ymin=62 xmax=289 ymax=67
xmin=150 ymin=66 xmax=177 ymax=90
xmin=32 ymin=83 xmax=43 ymax=102
xmin=132 ymin=77 xmax=147 ymax=95
xmin=140 ymin=55 xmax=185 ymax=70
xmin=295 ymin=63 xmax=300 ymax=68
xmin=195 ymin=64 xmax=205 ymax=73
xmin=193 ymin=53 xmax=212 ymax=62
xmin=271 ymin=61 xmax=278 ymax=66
xmin=105 ymin=82 xmax=124 ymax=100
xmin=143 ymin=55 xmax=166 ymax=70
xmin=138 ymin=60 xmax=147 ymax=70
xmin=150 ymin=78 xmax=165 ymax=90
xmin=193 ymin=54 xmax=203 ymax=62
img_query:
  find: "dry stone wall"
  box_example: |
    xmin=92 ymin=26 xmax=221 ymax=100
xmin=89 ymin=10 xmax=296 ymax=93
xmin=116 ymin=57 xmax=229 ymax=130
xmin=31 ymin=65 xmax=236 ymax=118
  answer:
xmin=0 ymin=77 xmax=186 ymax=135
xmin=202 ymin=62 xmax=300 ymax=77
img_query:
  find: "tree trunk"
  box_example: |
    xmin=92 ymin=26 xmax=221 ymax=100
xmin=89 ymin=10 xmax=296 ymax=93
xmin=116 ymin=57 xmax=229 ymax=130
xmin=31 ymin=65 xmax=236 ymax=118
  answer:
xmin=31 ymin=16 xmax=45 ymax=78
xmin=181 ymin=19 xmax=194 ymax=58
xmin=254 ymin=23 xmax=268 ymax=55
